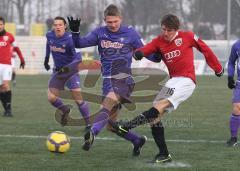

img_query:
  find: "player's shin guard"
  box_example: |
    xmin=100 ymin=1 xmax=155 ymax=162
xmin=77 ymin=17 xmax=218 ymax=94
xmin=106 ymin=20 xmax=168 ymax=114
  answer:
xmin=151 ymin=121 xmax=169 ymax=156
xmin=77 ymin=101 xmax=91 ymax=126
xmin=122 ymin=107 xmax=160 ymax=130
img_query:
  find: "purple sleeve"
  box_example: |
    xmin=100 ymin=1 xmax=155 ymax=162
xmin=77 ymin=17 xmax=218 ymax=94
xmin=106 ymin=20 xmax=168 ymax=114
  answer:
xmin=45 ymin=39 xmax=50 ymax=61
xmin=72 ymin=29 xmax=98 ymax=48
xmin=131 ymin=30 xmax=161 ymax=63
xmin=228 ymin=45 xmax=237 ymax=77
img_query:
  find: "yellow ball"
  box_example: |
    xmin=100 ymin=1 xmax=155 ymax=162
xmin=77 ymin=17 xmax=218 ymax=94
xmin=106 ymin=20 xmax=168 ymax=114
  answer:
xmin=46 ymin=131 xmax=70 ymax=153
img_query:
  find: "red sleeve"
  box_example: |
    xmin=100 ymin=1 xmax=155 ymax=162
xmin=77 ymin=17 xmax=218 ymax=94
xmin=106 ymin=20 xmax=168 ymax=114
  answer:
xmin=190 ymin=33 xmax=223 ymax=73
xmin=13 ymin=46 xmax=25 ymax=62
xmin=138 ymin=37 xmax=159 ymax=57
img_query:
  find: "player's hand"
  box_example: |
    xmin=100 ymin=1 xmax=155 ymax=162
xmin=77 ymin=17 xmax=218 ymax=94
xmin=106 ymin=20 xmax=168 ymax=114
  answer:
xmin=154 ymin=52 xmax=163 ymax=63
xmin=20 ymin=61 xmax=25 ymax=69
xmin=215 ymin=68 xmax=224 ymax=77
xmin=133 ymin=50 xmax=144 ymax=60
xmin=228 ymin=76 xmax=235 ymax=89
xmin=44 ymin=58 xmax=50 ymax=71
xmin=67 ymin=16 xmax=81 ymax=33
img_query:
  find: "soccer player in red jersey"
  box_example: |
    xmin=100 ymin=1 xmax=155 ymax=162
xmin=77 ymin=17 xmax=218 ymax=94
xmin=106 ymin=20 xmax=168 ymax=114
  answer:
xmin=0 ymin=17 xmax=25 ymax=117
xmin=116 ymin=14 xmax=224 ymax=163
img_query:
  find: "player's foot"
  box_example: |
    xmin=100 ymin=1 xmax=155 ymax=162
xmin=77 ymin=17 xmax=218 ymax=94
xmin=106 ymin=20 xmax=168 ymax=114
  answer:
xmin=59 ymin=105 xmax=71 ymax=126
xmin=84 ymin=124 xmax=91 ymax=132
xmin=5 ymin=110 xmax=13 ymax=117
xmin=132 ymin=136 xmax=147 ymax=156
xmin=82 ymin=129 xmax=95 ymax=151
xmin=152 ymin=154 xmax=172 ymax=163
xmin=226 ymin=137 xmax=238 ymax=147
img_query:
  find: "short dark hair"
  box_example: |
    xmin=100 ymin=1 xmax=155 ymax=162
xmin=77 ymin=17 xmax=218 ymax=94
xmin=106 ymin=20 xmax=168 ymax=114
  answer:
xmin=54 ymin=16 xmax=66 ymax=25
xmin=161 ymin=14 xmax=180 ymax=30
xmin=104 ymin=4 xmax=122 ymax=18
xmin=0 ymin=17 xmax=5 ymax=24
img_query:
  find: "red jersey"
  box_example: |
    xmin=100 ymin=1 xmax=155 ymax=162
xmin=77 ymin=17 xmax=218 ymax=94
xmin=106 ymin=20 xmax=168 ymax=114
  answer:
xmin=0 ymin=32 xmax=15 ymax=65
xmin=140 ymin=31 xmax=223 ymax=83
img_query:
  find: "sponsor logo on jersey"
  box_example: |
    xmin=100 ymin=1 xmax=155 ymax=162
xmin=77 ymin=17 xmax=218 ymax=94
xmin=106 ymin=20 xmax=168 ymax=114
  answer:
xmin=164 ymin=50 xmax=181 ymax=60
xmin=101 ymin=40 xmax=124 ymax=49
xmin=0 ymin=41 xmax=7 ymax=46
xmin=175 ymin=38 xmax=182 ymax=46
xmin=50 ymin=45 xmax=66 ymax=53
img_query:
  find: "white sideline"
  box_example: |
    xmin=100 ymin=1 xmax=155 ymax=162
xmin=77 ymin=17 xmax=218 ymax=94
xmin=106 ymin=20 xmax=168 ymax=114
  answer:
xmin=0 ymin=134 xmax=225 ymax=143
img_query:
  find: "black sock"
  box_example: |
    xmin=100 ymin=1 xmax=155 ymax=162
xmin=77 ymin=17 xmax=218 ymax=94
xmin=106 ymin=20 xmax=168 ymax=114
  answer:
xmin=0 ymin=92 xmax=7 ymax=112
xmin=151 ymin=121 xmax=169 ymax=156
xmin=4 ymin=91 xmax=12 ymax=112
xmin=124 ymin=107 xmax=159 ymax=129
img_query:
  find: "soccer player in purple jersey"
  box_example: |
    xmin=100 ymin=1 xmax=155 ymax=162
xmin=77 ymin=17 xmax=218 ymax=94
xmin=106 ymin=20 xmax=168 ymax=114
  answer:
xmin=68 ymin=4 xmax=162 ymax=156
xmin=44 ymin=16 xmax=91 ymax=128
xmin=226 ymin=39 xmax=240 ymax=146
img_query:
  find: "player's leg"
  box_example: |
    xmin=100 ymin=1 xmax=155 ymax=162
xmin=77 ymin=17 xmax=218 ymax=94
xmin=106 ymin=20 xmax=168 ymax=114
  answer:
xmin=0 ymin=80 xmax=12 ymax=116
xmin=106 ymin=104 xmax=147 ymax=156
xmin=67 ymin=74 xmax=91 ymax=127
xmin=12 ymin=70 xmax=16 ymax=86
xmin=0 ymin=65 xmax=13 ymax=116
xmin=226 ymin=103 xmax=240 ymax=146
xmin=11 ymin=58 xmax=16 ymax=86
xmin=48 ymin=88 xmax=71 ymax=126
xmin=227 ymin=84 xmax=240 ymax=146
xmin=150 ymin=118 xmax=171 ymax=163
xmin=82 ymin=91 xmax=119 ymax=151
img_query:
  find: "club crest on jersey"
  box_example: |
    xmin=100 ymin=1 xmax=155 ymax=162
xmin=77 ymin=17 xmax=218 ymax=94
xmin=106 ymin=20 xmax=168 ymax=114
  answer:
xmin=174 ymin=38 xmax=182 ymax=46
xmin=3 ymin=36 xmax=9 ymax=41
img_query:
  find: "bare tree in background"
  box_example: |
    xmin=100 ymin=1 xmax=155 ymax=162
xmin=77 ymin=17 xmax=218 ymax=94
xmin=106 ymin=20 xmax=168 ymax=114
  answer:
xmin=122 ymin=0 xmax=178 ymax=38
xmin=0 ymin=0 xmax=11 ymax=20
xmin=11 ymin=0 xmax=29 ymax=24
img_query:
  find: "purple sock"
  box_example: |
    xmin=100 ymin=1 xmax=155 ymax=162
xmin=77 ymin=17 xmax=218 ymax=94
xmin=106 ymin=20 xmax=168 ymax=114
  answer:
xmin=77 ymin=101 xmax=90 ymax=125
xmin=91 ymin=108 xmax=110 ymax=136
xmin=230 ymin=114 xmax=240 ymax=138
xmin=51 ymin=98 xmax=69 ymax=113
xmin=123 ymin=131 xmax=141 ymax=145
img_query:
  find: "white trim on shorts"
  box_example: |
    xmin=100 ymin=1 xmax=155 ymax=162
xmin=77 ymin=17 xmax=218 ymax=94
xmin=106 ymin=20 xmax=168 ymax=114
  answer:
xmin=0 ymin=64 xmax=13 ymax=85
xmin=153 ymin=77 xmax=196 ymax=112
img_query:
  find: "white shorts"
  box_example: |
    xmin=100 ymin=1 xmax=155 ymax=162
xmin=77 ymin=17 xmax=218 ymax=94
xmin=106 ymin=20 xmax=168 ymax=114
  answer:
xmin=0 ymin=64 xmax=13 ymax=85
xmin=153 ymin=77 xmax=196 ymax=112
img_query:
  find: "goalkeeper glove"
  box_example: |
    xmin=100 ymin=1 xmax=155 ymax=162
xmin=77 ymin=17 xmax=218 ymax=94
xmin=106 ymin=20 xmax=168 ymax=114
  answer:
xmin=228 ymin=76 xmax=235 ymax=89
xmin=44 ymin=57 xmax=50 ymax=71
xmin=133 ymin=50 xmax=144 ymax=61
xmin=215 ymin=68 xmax=224 ymax=77
xmin=67 ymin=16 xmax=81 ymax=33
xmin=20 ymin=60 xmax=25 ymax=69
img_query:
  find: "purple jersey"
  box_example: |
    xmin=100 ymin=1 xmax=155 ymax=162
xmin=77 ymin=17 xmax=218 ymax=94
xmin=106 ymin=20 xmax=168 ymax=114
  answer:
xmin=72 ymin=25 xmax=160 ymax=77
xmin=45 ymin=31 xmax=81 ymax=69
xmin=228 ymin=40 xmax=240 ymax=80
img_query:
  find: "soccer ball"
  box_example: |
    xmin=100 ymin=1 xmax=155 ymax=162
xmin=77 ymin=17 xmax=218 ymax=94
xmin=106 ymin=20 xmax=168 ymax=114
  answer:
xmin=46 ymin=131 xmax=70 ymax=153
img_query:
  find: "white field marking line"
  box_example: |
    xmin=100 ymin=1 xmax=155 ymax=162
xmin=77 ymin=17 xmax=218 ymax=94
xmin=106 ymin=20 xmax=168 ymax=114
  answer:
xmin=0 ymin=134 xmax=225 ymax=143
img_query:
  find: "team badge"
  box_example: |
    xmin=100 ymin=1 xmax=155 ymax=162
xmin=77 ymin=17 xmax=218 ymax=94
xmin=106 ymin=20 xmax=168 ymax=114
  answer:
xmin=3 ymin=36 xmax=9 ymax=41
xmin=175 ymin=38 xmax=182 ymax=46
